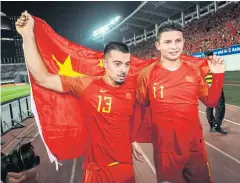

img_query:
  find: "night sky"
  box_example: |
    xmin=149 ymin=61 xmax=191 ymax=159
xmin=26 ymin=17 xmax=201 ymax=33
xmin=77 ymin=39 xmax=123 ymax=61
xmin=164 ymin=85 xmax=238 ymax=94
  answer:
xmin=1 ymin=1 xmax=140 ymax=50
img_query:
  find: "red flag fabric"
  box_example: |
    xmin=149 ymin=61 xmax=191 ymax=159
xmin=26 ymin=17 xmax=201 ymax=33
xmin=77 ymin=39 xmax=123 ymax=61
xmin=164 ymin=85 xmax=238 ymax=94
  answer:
xmin=31 ymin=17 xmax=155 ymax=162
xmin=31 ymin=16 xmax=209 ymax=162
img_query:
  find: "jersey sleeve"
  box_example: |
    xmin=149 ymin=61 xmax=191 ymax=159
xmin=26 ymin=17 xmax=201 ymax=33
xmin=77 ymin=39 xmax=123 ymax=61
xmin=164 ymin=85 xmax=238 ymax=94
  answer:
xmin=198 ymin=71 xmax=224 ymax=107
xmin=136 ymin=62 xmax=157 ymax=105
xmin=130 ymin=104 xmax=144 ymax=142
xmin=136 ymin=71 xmax=149 ymax=105
xmin=130 ymin=104 xmax=153 ymax=143
xmin=60 ymin=75 xmax=93 ymax=98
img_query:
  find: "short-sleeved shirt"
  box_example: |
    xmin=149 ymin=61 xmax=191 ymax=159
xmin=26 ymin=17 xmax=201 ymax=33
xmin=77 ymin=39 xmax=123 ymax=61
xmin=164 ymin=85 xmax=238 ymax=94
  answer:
xmin=60 ymin=75 xmax=136 ymax=169
xmin=137 ymin=61 xmax=207 ymax=153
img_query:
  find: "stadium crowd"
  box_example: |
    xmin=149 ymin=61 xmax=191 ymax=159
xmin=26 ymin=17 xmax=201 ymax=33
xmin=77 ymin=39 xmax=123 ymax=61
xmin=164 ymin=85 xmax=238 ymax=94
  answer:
xmin=132 ymin=2 xmax=240 ymax=59
xmin=1 ymin=2 xmax=239 ymax=81
xmin=1 ymin=64 xmax=27 ymax=80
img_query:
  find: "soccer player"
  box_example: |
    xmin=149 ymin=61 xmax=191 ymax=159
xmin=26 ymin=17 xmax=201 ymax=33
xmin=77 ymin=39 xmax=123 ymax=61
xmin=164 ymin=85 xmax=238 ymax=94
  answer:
xmin=137 ymin=20 xmax=225 ymax=183
xmin=16 ymin=11 xmax=143 ymax=183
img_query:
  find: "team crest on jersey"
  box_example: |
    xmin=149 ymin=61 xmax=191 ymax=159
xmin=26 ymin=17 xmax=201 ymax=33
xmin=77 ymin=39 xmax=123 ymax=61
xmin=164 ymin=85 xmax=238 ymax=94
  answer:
xmin=125 ymin=93 xmax=132 ymax=99
xmin=185 ymin=76 xmax=195 ymax=82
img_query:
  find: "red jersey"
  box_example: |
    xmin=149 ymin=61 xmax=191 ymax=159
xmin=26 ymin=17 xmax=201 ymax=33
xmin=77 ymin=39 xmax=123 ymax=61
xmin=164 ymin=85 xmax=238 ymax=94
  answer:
xmin=137 ymin=61 xmax=224 ymax=153
xmin=60 ymin=75 xmax=136 ymax=169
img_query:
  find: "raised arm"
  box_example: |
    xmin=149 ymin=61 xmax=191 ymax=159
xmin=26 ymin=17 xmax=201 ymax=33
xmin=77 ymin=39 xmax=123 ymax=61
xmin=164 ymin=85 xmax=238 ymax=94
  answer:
xmin=16 ymin=11 xmax=63 ymax=93
xmin=199 ymin=55 xmax=225 ymax=107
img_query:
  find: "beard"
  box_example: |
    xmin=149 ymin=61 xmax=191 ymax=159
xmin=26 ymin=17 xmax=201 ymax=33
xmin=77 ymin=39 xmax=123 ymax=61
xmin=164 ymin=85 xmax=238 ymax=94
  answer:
xmin=115 ymin=80 xmax=125 ymax=85
xmin=115 ymin=73 xmax=127 ymax=85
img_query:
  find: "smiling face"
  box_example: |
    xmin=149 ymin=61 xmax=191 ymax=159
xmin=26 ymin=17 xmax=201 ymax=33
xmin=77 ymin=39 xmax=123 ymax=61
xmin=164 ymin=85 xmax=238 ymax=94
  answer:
xmin=155 ymin=30 xmax=185 ymax=61
xmin=155 ymin=21 xmax=185 ymax=62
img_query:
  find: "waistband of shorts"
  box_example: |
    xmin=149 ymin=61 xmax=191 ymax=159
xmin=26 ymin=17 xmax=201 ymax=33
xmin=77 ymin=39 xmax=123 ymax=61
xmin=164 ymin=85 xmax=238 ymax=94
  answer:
xmin=83 ymin=162 xmax=120 ymax=171
xmin=83 ymin=161 xmax=134 ymax=171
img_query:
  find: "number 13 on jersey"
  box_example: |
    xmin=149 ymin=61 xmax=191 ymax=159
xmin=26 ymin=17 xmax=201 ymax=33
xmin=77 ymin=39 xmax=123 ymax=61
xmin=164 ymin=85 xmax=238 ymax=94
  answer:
xmin=153 ymin=86 xmax=164 ymax=98
xmin=97 ymin=96 xmax=112 ymax=113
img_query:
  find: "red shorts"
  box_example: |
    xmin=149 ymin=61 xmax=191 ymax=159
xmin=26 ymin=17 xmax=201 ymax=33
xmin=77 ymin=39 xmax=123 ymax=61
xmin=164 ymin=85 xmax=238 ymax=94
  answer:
xmin=154 ymin=147 xmax=214 ymax=183
xmin=82 ymin=163 xmax=135 ymax=183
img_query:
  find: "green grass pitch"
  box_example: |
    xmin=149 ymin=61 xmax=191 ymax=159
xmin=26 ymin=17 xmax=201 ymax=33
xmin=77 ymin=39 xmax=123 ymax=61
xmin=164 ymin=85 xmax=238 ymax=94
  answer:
xmin=0 ymin=71 xmax=239 ymax=106
xmin=1 ymin=85 xmax=31 ymax=103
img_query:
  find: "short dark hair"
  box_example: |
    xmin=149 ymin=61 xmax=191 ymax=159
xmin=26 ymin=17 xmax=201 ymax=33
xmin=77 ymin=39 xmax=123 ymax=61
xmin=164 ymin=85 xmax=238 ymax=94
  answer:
xmin=104 ymin=41 xmax=130 ymax=57
xmin=204 ymin=50 xmax=214 ymax=57
xmin=156 ymin=20 xmax=183 ymax=41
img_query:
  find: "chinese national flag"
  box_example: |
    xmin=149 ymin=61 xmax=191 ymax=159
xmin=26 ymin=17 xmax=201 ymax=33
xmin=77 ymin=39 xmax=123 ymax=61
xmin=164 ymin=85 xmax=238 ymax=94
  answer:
xmin=30 ymin=17 xmax=209 ymax=163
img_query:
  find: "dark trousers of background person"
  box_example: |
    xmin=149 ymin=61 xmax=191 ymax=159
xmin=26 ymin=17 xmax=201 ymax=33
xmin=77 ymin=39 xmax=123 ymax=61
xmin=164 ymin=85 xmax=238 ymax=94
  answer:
xmin=206 ymin=89 xmax=225 ymax=126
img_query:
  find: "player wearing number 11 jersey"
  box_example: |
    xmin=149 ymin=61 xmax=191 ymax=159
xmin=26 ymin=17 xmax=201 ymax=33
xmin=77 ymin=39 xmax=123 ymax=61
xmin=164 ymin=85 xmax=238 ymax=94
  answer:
xmin=137 ymin=21 xmax=225 ymax=183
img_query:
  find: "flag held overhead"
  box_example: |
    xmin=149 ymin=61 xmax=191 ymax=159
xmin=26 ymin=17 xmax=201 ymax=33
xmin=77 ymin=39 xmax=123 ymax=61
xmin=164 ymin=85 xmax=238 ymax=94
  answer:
xmin=30 ymin=16 xmax=210 ymax=163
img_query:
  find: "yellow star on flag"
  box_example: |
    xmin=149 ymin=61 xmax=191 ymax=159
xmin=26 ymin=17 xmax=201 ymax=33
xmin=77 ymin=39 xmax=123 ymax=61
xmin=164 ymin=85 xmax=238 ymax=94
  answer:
xmin=52 ymin=55 xmax=85 ymax=77
xmin=98 ymin=59 xmax=104 ymax=69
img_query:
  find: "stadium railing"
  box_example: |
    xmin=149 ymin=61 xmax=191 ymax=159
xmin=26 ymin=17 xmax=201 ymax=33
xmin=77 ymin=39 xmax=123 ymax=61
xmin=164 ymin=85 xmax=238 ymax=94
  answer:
xmin=1 ymin=95 xmax=33 ymax=135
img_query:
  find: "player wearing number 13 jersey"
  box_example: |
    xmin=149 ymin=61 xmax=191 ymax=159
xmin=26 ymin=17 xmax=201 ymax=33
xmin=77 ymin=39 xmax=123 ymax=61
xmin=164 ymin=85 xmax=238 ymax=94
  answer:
xmin=59 ymin=42 xmax=145 ymax=183
xmin=61 ymin=75 xmax=137 ymax=182
xmin=137 ymin=21 xmax=224 ymax=183
xmin=20 ymin=26 xmax=144 ymax=182
xmin=60 ymin=74 xmax=138 ymax=183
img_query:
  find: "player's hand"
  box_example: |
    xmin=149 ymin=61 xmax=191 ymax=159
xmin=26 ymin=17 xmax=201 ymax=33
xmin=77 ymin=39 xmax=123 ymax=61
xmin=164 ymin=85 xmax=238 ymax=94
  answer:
xmin=132 ymin=142 xmax=144 ymax=162
xmin=15 ymin=10 xmax=34 ymax=38
xmin=6 ymin=172 xmax=26 ymax=183
xmin=207 ymin=55 xmax=225 ymax=73
xmin=6 ymin=170 xmax=38 ymax=183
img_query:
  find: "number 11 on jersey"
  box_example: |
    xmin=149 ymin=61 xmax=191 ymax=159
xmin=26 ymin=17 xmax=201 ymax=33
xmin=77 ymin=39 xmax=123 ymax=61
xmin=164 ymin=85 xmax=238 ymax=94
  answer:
xmin=153 ymin=86 xmax=164 ymax=98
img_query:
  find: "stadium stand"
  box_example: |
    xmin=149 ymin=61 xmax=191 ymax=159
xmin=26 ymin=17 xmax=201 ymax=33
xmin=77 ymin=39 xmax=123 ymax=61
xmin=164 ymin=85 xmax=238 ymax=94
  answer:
xmin=1 ymin=12 xmax=27 ymax=84
xmin=1 ymin=64 xmax=27 ymax=81
xmin=131 ymin=2 xmax=240 ymax=59
xmin=184 ymin=2 xmax=240 ymax=54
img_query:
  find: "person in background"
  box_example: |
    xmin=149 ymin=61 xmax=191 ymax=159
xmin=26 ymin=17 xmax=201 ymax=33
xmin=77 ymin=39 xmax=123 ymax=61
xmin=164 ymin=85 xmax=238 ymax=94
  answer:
xmin=205 ymin=50 xmax=227 ymax=134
